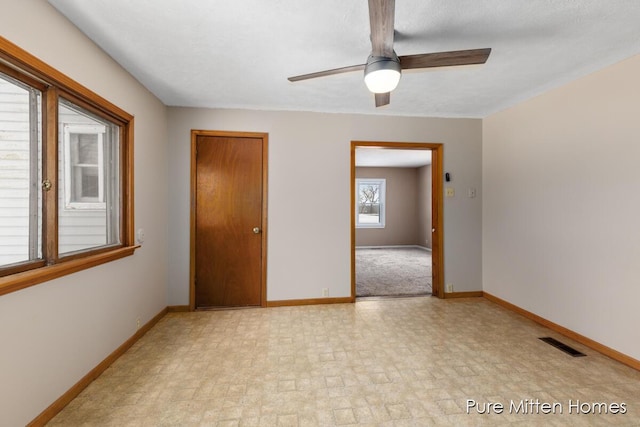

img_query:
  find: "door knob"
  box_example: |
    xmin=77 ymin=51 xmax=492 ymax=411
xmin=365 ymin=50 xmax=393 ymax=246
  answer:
xmin=252 ymin=227 xmax=261 ymax=234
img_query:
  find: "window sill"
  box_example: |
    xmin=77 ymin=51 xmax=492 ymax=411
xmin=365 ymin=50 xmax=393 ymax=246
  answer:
xmin=0 ymin=245 xmax=140 ymax=297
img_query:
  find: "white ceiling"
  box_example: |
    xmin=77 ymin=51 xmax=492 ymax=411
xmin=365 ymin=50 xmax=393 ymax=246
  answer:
xmin=356 ymin=148 xmax=431 ymax=168
xmin=49 ymin=0 xmax=640 ymax=118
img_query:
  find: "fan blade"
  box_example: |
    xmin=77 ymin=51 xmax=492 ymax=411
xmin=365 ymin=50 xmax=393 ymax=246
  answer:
xmin=375 ymin=92 xmax=390 ymax=107
xmin=399 ymin=48 xmax=491 ymax=70
xmin=369 ymin=0 xmax=395 ymax=57
xmin=288 ymin=64 xmax=365 ymax=82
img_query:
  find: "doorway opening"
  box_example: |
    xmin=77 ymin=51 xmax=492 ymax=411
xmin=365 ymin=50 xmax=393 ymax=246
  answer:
xmin=351 ymin=141 xmax=443 ymax=299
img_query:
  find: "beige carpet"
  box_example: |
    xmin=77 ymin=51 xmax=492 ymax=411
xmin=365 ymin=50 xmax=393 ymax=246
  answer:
xmin=356 ymin=247 xmax=432 ymax=297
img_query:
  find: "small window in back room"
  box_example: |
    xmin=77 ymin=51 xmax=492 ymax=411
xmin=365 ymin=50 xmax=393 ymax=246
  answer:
xmin=356 ymin=178 xmax=386 ymax=228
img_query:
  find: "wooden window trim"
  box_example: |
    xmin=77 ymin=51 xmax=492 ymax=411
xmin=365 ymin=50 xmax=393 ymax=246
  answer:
xmin=0 ymin=247 xmax=137 ymax=296
xmin=0 ymin=36 xmax=138 ymax=296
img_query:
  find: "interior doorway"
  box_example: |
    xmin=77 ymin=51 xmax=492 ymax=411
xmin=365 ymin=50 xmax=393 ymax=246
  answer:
xmin=190 ymin=130 xmax=268 ymax=309
xmin=351 ymin=141 xmax=444 ymax=299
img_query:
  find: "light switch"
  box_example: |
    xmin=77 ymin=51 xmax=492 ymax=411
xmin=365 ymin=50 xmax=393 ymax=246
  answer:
xmin=468 ymin=188 xmax=477 ymax=198
xmin=445 ymin=188 xmax=455 ymax=197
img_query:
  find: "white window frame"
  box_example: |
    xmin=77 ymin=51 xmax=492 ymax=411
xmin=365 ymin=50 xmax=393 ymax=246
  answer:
xmin=356 ymin=178 xmax=386 ymax=228
xmin=63 ymin=124 xmax=106 ymax=210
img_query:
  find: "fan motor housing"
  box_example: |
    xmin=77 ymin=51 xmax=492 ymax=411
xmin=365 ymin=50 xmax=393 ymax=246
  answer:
xmin=365 ymin=54 xmax=401 ymax=74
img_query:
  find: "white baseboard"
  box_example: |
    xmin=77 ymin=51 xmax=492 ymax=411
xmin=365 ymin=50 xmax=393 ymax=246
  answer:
xmin=356 ymin=245 xmax=432 ymax=251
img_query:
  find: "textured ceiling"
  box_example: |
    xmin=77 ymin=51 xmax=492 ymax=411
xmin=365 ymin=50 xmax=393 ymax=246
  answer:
xmin=49 ymin=0 xmax=640 ymax=118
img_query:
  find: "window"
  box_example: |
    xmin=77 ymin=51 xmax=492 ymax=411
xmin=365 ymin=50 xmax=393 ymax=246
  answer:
xmin=0 ymin=37 xmax=136 ymax=295
xmin=63 ymin=124 xmax=107 ymax=207
xmin=356 ymin=178 xmax=386 ymax=228
xmin=59 ymin=101 xmax=120 ymax=255
xmin=0 ymin=72 xmax=42 ymax=267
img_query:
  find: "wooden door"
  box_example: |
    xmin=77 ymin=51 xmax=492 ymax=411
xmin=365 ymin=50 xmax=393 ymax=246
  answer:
xmin=193 ymin=132 xmax=266 ymax=308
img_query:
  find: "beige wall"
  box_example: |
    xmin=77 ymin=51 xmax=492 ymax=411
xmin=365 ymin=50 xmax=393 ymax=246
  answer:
xmin=0 ymin=2 xmax=169 ymax=425
xmin=483 ymin=54 xmax=640 ymax=361
xmin=417 ymin=164 xmax=432 ymax=248
xmin=168 ymin=108 xmax=483 ymax=302
xmin=355 ymin=167 xmax=419 ymax=246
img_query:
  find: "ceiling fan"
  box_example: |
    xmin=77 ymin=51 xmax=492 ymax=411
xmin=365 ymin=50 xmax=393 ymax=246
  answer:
xmin=287 ymin=0 xmax=491 ymax=107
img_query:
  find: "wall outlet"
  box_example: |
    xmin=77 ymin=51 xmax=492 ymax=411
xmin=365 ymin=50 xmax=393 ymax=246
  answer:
xmin=445 ymin=187 xmax=455 ymax=197
xmin=136 ymin=318 xmax=141 ymax=329
xmin=445 ymin=283 xmax=453 ymax=293
xmin=322 ymin=288 xmax=329 ymax=297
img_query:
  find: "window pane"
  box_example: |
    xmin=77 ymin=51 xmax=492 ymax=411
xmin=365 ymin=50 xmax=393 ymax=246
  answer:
xmin=80 ymin=168 xmax=99 ymax=199
xmin=0 ymin=73 xmax=42 ymax=267
xmin=77 ymin=133 xmax=99 ymax=164
xmin=358 ymin=183 xmax=381 ymax=224
xmin=356 ymin=179 xmax=386 ymax=228
xmin=58 ymin=99 xmax=120 ymax=255
xmin=68 ymin=132 xmax=101 ymax=202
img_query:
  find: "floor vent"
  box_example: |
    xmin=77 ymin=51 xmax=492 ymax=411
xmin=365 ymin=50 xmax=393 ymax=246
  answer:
xmin=539 ymin=337 xmax=586 ymax=357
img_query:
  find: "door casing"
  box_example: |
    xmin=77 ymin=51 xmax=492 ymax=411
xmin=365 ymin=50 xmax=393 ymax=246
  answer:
xmin=190 ymin=130 xmax=268 ymax=310
xmin=351 ymin=141 xmax=444 ymax=298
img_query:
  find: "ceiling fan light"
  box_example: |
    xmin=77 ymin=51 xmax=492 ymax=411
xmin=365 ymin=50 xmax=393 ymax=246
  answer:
xmin=364 ymin=56 xmax=401 ymax=93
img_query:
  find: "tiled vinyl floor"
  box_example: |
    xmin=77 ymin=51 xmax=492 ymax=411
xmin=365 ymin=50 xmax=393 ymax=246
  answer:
xmin=49 ymin=297 xmax=640 ymax=426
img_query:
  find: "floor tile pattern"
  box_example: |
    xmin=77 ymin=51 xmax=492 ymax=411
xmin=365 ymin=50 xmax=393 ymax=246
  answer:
xmin=49 ymin=297 xmax=640 ymax=426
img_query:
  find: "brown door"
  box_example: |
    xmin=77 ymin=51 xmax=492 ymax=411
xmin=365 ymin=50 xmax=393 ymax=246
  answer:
xmin=194 ymin=133 xmax=266 ymax=308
